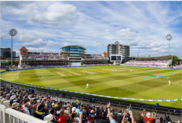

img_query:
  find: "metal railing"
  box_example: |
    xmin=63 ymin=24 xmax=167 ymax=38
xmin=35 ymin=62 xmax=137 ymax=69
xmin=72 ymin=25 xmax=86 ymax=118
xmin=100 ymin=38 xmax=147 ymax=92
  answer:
xmin=2 ymin=82 xmax=182 ymax=117
xmin=0 ymin=100 xmax=53 ymax=123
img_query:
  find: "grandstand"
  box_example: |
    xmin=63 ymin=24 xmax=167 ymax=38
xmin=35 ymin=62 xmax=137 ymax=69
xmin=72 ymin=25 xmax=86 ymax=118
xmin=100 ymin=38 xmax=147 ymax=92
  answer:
xmin=123 ymin=60 xmax=171 ymax=68
xmin=19 ymin=46 xmax=176 ymax=69
xmin=0 ymin=83 xmax=181 ymax=123
xmin=19 ymin=46 xmax=109 ymax=67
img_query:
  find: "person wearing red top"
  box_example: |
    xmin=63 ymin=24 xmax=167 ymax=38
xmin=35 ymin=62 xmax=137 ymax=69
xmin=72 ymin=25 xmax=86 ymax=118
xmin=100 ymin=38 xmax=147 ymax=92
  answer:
xmin=141 ymin=109 xmax=156 ymax=123
xmin=57 ymin=110 xmax=70 ymax=123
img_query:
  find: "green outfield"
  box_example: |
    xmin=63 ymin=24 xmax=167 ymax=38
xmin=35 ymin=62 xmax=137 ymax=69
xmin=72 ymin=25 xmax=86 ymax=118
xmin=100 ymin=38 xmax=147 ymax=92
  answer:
xmin=1 ymin=66 xmax=182 ymax=108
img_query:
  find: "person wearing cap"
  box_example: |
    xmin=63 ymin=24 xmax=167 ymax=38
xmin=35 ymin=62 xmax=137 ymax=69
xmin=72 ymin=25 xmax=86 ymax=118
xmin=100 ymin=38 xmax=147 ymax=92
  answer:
xmin=87 ymin=115 xmax=94 ymax=123
xmin=12 ymin=102 xmax=19 ymax=110
xmin=10 ymin=95 xmax=16 ymax=102
xmin=141 ymin=110 xmax=156 ymax=123
xmin=89 ymin=110 xmax=95 ymax=117
xmin=71 ymin=107 xmax=78 ymax=117
xmin=0 ymin=98 xmax=6 ymax=104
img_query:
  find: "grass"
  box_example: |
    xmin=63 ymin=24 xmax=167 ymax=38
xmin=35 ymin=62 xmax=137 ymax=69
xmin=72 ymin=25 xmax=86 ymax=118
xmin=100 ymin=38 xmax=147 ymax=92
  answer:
xmin=1 ymin=66 xmax=182 ymax=109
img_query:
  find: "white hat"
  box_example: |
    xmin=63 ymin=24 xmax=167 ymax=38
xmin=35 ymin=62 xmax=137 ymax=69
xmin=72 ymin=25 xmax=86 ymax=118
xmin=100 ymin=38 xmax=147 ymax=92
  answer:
xmin=37 ymin=100 xmax=40 ymax=103
xmin=13 ymin=100 xmax=17 ymax=102
xmin=10 ymin=95 xmax=16 ymax=100
xmin=146 ymin=112 xmax=151 ymax=118
xmin=91 ymin=110 xmax=94 ymax=113
xmin=12 ymin=102 xmax=19 ymax=109
xmin=6 ymin=94 xmax=10 ymax=96
xmin=27 ymin=102 xmax=31 ymax=106
xmin=72 ymin=107 xmax=76 ymax=112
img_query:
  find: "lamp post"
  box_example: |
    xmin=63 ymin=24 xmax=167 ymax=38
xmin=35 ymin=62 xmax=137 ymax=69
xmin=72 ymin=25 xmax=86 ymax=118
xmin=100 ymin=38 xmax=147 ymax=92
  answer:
xmin=9 ymin=28 xmax=17 ymax=66
xmin=166 ymin=34 xmax=172 ymax=55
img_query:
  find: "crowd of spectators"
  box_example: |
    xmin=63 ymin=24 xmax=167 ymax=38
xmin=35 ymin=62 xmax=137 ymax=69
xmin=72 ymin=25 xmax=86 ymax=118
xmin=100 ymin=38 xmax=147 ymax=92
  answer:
xmin=123 ymin=60 xmax=171 ymax=68
xmin=1 ymin=64 xmax=113 ymax=71
xmin=0 ymin=84 xmax=178 ymax=123
xmin=83 ymin=54 xmax=109 ymax=60
xmin=84 ymin=64 xmax=110 ymax=66
xmin=22 ymin=52 xmax=109 ymax=61
xmin=22 ymin=54 xmax=68 ymax=60
xmin=174 ymin=64 xmax=182 ymax=69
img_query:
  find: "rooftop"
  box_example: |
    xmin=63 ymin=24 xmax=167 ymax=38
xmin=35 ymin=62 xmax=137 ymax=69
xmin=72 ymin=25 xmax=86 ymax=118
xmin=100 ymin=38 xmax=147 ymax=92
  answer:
xmin=60 ymin=45 xmax=86 ymax=50
xmin=20 ymin=46 xmax=28 ymax=51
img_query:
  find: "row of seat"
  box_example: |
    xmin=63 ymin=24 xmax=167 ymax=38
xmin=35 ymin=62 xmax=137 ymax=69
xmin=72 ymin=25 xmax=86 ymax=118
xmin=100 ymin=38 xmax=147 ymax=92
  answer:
xmin=4 ymin=82 xmax=182 ymax=116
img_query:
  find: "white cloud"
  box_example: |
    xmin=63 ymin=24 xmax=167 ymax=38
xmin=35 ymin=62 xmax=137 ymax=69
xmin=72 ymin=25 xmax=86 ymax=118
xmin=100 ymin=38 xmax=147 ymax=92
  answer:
xmin=97 ymin=29 xmax=110 ymax=37
xmin=1 ymin=1 xmax=182 ymax=58
xmin=28 ymin=3 xmax=78 ymax=26
xmin=116 ymin=28 xmax=137 ymax=41
xmin=16 ymin=39 xmax=61 ymax=48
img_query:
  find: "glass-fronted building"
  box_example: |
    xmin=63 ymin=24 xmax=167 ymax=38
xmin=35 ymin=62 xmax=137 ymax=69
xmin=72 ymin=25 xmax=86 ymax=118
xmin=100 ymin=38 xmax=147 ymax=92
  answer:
xmin=60 ymin=45 xmax=86 ymax=57
xmin=107 ymin=44 xmax=130 ymax=63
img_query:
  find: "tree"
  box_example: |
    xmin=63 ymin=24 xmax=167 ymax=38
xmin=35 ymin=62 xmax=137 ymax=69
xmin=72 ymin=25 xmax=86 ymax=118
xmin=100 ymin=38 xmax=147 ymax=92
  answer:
xmin=172 ymin=55 xmax=179 ymax=65
xmin=148 ymin=55 xmax=151 ymax=57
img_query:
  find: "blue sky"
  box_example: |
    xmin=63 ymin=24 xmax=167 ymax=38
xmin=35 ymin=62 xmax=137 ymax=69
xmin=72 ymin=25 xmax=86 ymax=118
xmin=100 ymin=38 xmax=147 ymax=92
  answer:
xmin=1 ymin=1 xmax=182 ymax=58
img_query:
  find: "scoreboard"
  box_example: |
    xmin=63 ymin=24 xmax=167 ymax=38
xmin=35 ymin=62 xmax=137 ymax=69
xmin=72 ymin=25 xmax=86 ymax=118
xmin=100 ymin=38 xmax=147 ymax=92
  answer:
xmin=110 ymin=54 xmax=122 ymax=62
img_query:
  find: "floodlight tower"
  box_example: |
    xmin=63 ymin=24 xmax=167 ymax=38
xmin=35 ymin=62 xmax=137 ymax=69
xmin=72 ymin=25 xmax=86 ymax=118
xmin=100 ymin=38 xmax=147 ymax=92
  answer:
xmin=9 ymin=28 xmax=17 ymax=66
xmin=166 ymin=34 xmax=172 ymax=55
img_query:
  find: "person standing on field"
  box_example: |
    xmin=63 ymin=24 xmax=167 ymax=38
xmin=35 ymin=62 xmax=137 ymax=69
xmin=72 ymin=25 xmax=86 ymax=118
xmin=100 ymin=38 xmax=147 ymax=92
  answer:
xmin=169 ymin=80 xmax=171 ymax=85
xmin=86 ymin=83 xmax=89 ymax=89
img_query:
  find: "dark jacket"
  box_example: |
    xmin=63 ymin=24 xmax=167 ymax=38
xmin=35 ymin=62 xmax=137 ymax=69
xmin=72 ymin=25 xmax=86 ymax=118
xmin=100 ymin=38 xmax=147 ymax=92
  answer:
xmin=34 ymin=110 xmax=44 ymax=119
xmin=165 ymin=114 xmax=172 ymax=122
xmin=42 ymin=113 xmax=49 ymax=120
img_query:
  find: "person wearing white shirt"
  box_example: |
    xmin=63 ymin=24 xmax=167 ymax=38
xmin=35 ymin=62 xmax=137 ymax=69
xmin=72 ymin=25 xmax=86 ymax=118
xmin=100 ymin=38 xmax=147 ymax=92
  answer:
xmin=24 ymin=103 xmax=30 ymax=115
xmin=126 ymin=104 xmax=131 ymax=114
xmin=86 ymin=83 xmax=89 ymax=89
xmin=169 ymin=80 xmax=171 ymax=85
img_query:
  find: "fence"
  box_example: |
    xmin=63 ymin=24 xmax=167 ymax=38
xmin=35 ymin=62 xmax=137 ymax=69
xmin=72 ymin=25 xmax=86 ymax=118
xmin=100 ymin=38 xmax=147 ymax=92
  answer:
xmin=1 ymin=82 xmax=182 ymax=117
xmin=0 ymin=100 xmax=53 ymax=123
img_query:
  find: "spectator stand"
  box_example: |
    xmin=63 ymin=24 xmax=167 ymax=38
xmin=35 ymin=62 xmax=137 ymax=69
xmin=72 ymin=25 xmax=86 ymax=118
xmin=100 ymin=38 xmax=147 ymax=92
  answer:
xmin=2 ymin=82 xmax=182 ymax=117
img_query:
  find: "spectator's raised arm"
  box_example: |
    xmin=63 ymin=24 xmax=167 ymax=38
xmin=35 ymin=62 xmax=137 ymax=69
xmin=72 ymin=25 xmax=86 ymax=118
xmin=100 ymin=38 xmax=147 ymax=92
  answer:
xmin=141 ymin=109 xmax=146 ymax=117
xmin=129 ymin=111 xmax=135 ymax=123
xmin=107 ymin=102 xmax=116 ymax=123
xmin=121 ymin=110 xmax=127 ymax=123
xmin=79 ymin=112 xmax=83 ymax=123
